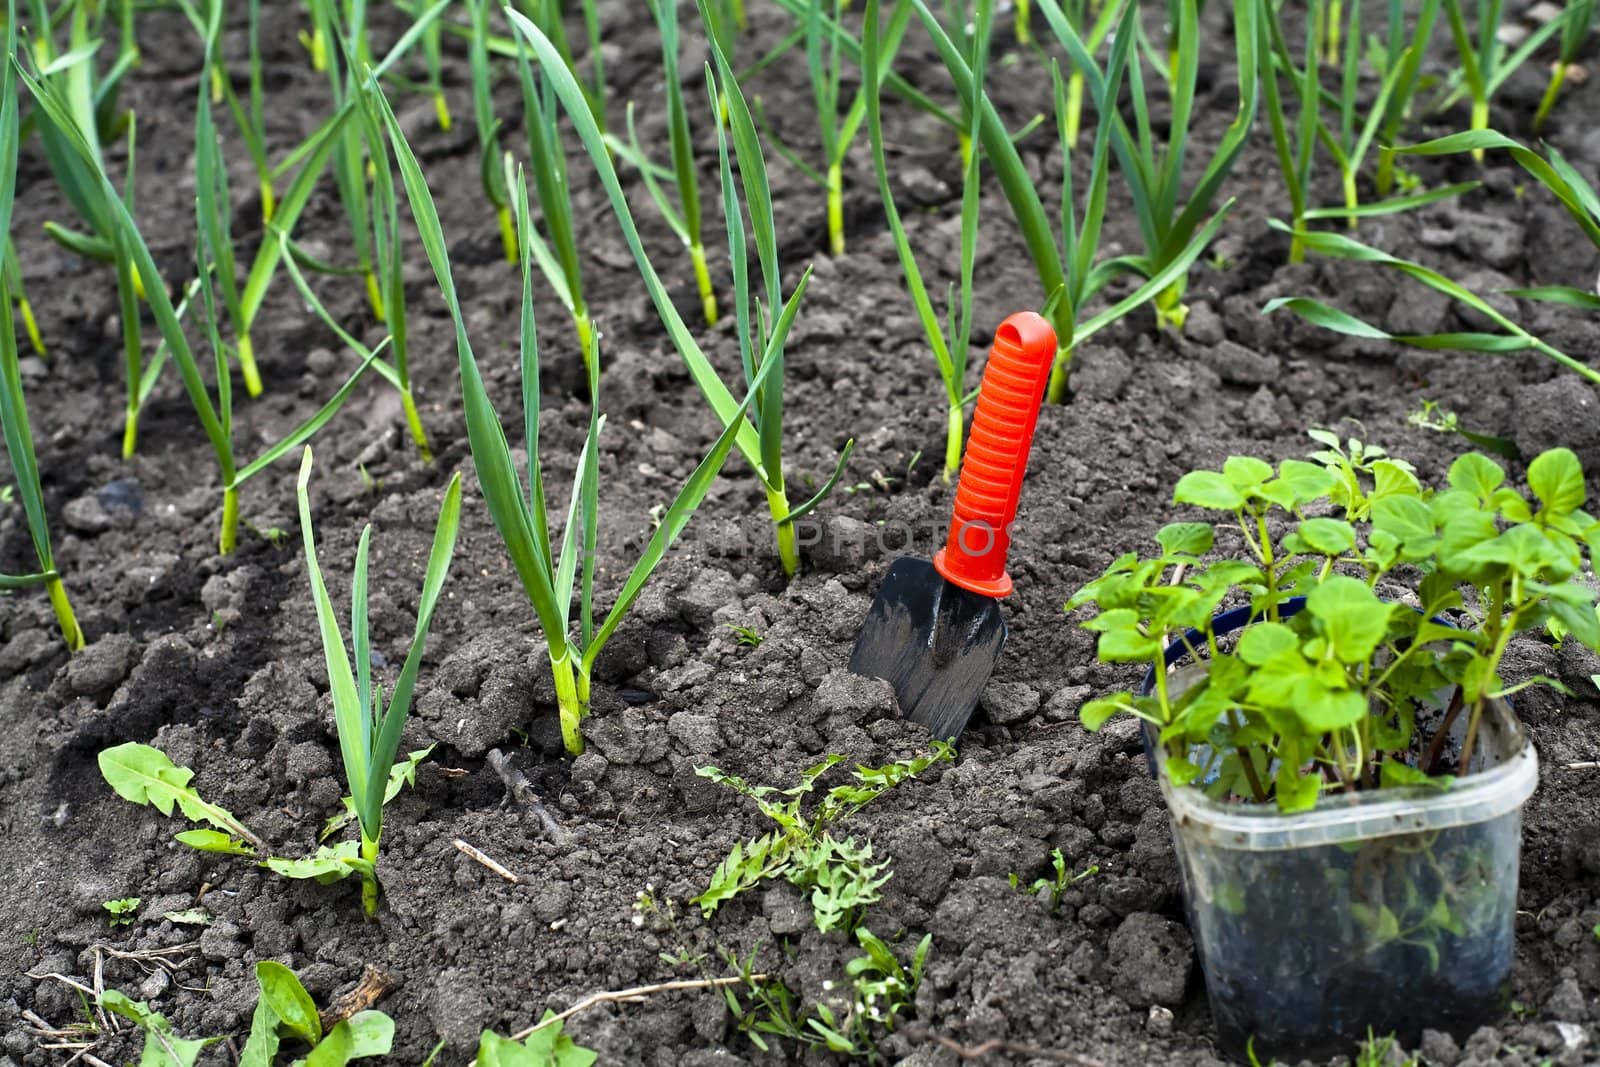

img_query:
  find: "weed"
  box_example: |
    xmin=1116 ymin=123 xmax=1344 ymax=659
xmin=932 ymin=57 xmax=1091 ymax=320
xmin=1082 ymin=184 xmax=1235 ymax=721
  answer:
xmin=101 ymin=898 xmax=139 ymax=927
xmin=1009 ymin=849 xmax=1097 ymax=913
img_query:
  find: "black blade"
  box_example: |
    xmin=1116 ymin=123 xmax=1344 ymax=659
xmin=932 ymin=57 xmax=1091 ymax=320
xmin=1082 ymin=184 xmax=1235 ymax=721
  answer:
xmin=848 ymin=557 xmax=1007 ymax=741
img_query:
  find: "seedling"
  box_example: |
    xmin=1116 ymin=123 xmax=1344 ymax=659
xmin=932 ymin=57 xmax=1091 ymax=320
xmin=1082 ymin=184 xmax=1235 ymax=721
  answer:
xmin=720 ymin=928 xmax=931 ymax=1058
xmin=1069 ymin=437 xmax=1600 ymax=810
xmin=297 ymin=448 xmax=460 ymax=915
xmin=1441 ymin=0 xmax=1571 ymax=158
xmin=1009 ymin=849 xmax=1097 ymax=913
xmin=725 ymin=623 xmax=765 ymax=648
xmin=0 ymin=22 xmax=82 ymax=651
xmin=477 ymin=1015 xmax=598 ymax=1066
xmin=693 ymin=744 xmax=954 ymax=932
xmin=510 ymin=18 xmax=594 ymax=371
xmin=1370 ymin=0 xmax=1445 ymax=198
xmin=373 ymin=74 xmax=800 ymax=754
xmin=1533 ymin=0 xmax=1593 ymax=131
xmin=627 ymin=0 xmax=719 ymax=324
xmin=863 ymin=0 xmax=981 ymax=480
xmin=502 ymin=11 xmax=852 ymax=579
xmin=101 ymin=898 xmax=139 ymax=927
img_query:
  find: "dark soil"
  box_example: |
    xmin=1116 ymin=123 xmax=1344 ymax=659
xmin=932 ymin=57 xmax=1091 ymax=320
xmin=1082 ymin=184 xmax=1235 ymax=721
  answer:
xmin=3 ymin=2 xmax=1600 ymax=1065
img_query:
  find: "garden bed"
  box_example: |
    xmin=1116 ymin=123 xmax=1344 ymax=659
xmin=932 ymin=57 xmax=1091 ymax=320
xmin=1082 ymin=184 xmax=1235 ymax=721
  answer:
xmin=2 ymin=1 xmax=1599 ymax=1064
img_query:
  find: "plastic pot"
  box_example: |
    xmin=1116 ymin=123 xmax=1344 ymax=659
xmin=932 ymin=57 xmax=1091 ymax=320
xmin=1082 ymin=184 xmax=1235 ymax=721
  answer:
xmin=1139 ymin=599 xmax=1539 ymax=1062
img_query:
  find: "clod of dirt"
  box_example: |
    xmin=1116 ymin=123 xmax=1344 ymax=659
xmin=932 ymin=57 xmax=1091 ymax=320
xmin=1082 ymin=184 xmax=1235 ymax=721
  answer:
xmin=1514 ymin=378 xmax=1600 ymax=470
xmin=979 ymin=681 xmax=1041 ymax=725
xmin=1106 ymin=912 xmax=1194 ymax=1008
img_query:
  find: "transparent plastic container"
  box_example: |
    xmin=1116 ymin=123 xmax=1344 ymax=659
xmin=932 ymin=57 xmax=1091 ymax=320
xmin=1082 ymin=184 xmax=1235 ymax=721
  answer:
xmin=1141 ymin=603 xmax=1539 ymax=1062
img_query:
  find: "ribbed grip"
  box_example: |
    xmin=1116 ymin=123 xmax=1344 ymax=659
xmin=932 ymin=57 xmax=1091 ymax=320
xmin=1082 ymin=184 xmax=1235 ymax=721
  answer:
xmin=933 ymin=312 xmax=1057 ymax=598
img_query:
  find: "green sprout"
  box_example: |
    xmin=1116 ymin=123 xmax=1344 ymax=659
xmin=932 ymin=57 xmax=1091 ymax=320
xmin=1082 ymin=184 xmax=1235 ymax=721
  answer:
xmin=296 ymin=447 xmax=461 ymax=916
xmin=626 ymin=0 xmax=719 ymax=325
xmin=1009 ymin=849 xmax=1097 ymax=913
xmin=372 ymin=71 xmax=789 ymax=754
xmin=1371 ymin=0 xmax=1444 ymax=198
xmin=466 ymin=0 xmax=517 ymax=264
xmin=864 ymin=0 xmax=980 ymax=480
xmin=1441 ymin=0 xmax=1571 ymax=159
xmin=102 ymin=898 xmax=139 ymax=927
xmin=1534 ymin=0 xmax=1593 ymax=132
xmin=4 ymin=235 xmax=44 ymax=356
xmin=511 ymin=16 xmax=594 ymax=372
xmin=1035 ymin=0 xmax=1255 ymax=339
xmin=0 ymin=12 xmax=82 ymax=651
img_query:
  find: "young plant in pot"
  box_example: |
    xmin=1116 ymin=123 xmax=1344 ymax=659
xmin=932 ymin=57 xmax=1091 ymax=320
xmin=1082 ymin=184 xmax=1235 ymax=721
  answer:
xmin=1066 ymin=434 xmax=1597 ymax=1061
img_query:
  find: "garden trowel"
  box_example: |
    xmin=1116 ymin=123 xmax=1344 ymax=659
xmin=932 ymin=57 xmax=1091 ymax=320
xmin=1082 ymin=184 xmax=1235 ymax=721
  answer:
xmin=848 ymin=311 xmax=1057 ymax=740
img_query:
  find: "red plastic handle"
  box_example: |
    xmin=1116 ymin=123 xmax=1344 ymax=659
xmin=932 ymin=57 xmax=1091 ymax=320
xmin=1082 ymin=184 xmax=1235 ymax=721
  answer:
xmin=932 ymin=312 xmax=1057 ymax=598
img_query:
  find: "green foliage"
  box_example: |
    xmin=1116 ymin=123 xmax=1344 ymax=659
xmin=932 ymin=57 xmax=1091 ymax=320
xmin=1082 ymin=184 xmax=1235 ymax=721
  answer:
xmin=1533 ymin=0 xmax=1593 ymax=131
xmin=1069 ymin=434 xmax=1599 ymax=811
xmin=98 ymin=742 xmax=265 ymax=853
xmin=102 ymin=897 xmax=139 ymax=927
xmin=721 ymin=927 xmax=931 ymax=1060
xmin=1009 ymin=849 xmax=1097 ymax=913
xmin=297 ymin=447 xmax=461 ymax=915
xmin=1441 ymin=0 xmax=1572 ymax=150
xmin=1264 ymin=223 xmax=1600 ymax=389
xmin=692 ymin=744 xmax=954 ymax=932
xmin=101 ymin=991 xmax=219 ymax=1067
xmin=320 ymin=747 xmax=435 ymax=842
xmin=477 ymin=1015 xmax=599 ymax=1067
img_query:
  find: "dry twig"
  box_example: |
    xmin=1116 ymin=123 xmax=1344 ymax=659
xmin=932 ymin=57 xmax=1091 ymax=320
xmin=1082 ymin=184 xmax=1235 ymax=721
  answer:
xmin=506 ymin=975 xmax=768 ymax=1041
xmin=487 ymin=748 xmax=568 ymax=842
xmin=902 ymin=1026 xmax=1107 ymax=1065
xmin=454 ymin=838 xmax=522 ymax=883
xmin=319 ymin=964 xmax=398 ymax=1032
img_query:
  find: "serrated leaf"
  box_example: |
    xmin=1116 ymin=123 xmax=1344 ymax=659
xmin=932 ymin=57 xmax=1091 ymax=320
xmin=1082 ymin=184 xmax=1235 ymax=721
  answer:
xmin=1276 ymin=459 xmax=1338 ymax=504
xmin=99 ymin=743 xmax=261 ymax=851
xmin=1305 ymin=576 xmax=1390 ymax=663
xmin=264 ymin=841 xmax=369 ymax=885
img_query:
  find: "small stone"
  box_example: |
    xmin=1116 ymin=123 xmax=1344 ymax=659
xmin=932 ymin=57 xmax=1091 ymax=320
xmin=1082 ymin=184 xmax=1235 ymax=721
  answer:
xmin=1146 ymin=1004 xmax=1175 ymax=1036
xmin=199 ymin=919 xmax=245 ymax=961
xmin=1386 ymin=284 xmax=1451 ymax=336
xmin=1556 ymin=1021 xmax=1590 ymax=1051
xmin=1242 ymin=385 xmax=1283 ymax=436
xmin=0 ymin=628 xmax=53 ymax=674
xmin=1514 ymin=379 xmax=1600 ymax=473
xmin=429 ymin=968 xmax=495 ymax=1047
xmin=1070 ymin=345 xmax=1131 ymax=402
xmin=762 ymin=884 xmax=811 ymax=937
xmin=570 ymin=751 xmax=608 ymax=785
xmin=1107 ymin=912 xmax=1194 ymax=1007
xmin=62 ymin=494 xmax=114 ymax=533
xmin=979 ymin=681 xmax=1040 ymax=725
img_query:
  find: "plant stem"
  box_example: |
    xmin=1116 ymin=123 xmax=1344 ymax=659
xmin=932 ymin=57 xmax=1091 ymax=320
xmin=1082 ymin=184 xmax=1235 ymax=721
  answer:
xmin=1532 ymin=63 xmax=1567 ymax=133
xmin=1470 ymin=97 xmax=1488 ymax=163
xmin=360 ymin=833 xmax=380 ymax=917
xmin=121 ymin=408 xmax=138 ymax=461
xmin=364 ymin=270 xmax=386 ymax=323
xmin=690 ymin=241 xmax=718 ymax=325
xmin=1015 ymin=0 xmax=1031 ymax=44
xmin=1154 ymin=283 xmax=1188 ymax=330
xmin=46 ymin=575 xmax=85 ymax=651
xmin=1045 ymin=340 xmax=1073 ymax=403
xmin=1341 ymin=169 xmax=1358 ymax=229
xmin=219 ymin=485 xmax=239 ymax=556
xmin=258 ymin=177 xmax=276 ymax=225
xmin=1375 ymin=145 xmax=1395 ymax=198
xmin=943 ymin=402 xmax=963 ymax=483
xmin=552 ymin=651 xmax=585 ymax=755
xmin=1236 ymin=744 xmax=1268 ymax=803
xmin=826 ymin=161 xmax=844 ymax=257
xmin=767 ymin=484 xmax=799 ymax=577
xmin=1288 ymin=223 xmax=1307 ymax=264
xmin=237 ymin=335 xmax=263 ymax=398
xmin=575 ymin=309 xmax=596 ymax=377
xmin=401 ymin=389 xmax=433 ymax=463
xmin=496 ymin=202 xmax=517 ymax=265
xmin=434 ymin=92 xmax=453 ymax=132
xmin=1324 ymin=0 xmax=1341 ymax=65
xmin=1422 ymin=686 xmax=1465 ymax=775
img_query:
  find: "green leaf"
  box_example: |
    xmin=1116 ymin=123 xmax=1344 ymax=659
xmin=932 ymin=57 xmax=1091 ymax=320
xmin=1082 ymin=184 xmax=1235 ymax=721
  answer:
xmin=98 ymin=743 xmax=262 ymax=851
xmin=1080 ymin=694 xmax=1130 ymax=730
xmin=1164 ymin=757 xmax=1204 ymax=786
xmin=174 ymin=829 xmax=257 ymax=856
xmin=1174 ymin=470 xmax=1245 ymax=511
xmin=1305 ymin=576 xmax=1390 ymax=663
xmin=1237 ymin=622 xmax=1299 ymax=666
xmin=1275 ymin=459 xmax=1339 ymax=504
xmin=1273 ymin=765 xmax=1321 ymax=813
xmin=258 ymin=961 xmax=321 ymax=1044
xmin=100 ymin=991 xmax=219 ymax=1067
xmin=264 ymin=841 xmax=370 ymax=884
xmin=1448 ymin=452 xmax=1505 ymax=499
xmin=1293 ymin=679 xmax=1367 ymax=731
xmin=1380 ymin=760 xmax=1451 ymax=791
xmin=1372 ymin=495 xmax=1436 ymax=550
xmin=1223 ymin=456 xmax=1273 ymax=489
xmin=1528 ymin=447 xmax=1586 ymax=516
xmin=1295 ymin=517 xmax=1356 ymax=555
xmin=1156 ymin=522 xmax=1214 ymax=556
